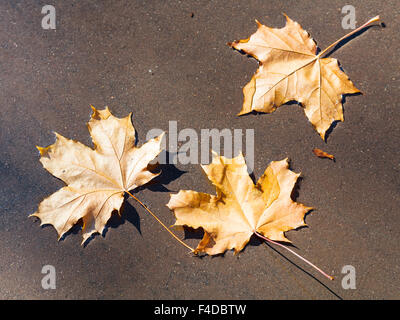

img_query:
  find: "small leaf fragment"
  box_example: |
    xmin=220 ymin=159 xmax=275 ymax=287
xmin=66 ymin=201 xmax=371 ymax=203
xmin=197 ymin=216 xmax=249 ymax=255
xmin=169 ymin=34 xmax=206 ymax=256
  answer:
xmin=313 ymin=148 xmax=335 ymax=160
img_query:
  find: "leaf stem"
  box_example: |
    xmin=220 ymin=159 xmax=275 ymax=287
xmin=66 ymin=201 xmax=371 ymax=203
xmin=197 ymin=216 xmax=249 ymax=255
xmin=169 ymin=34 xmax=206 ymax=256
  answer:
xmin=125 ymin=190 xmax=195 ymax=253
xmin=317 ymin=15 xmax=380 ymax=58
xmin=255 ymin=231 xmax=334 ymax=281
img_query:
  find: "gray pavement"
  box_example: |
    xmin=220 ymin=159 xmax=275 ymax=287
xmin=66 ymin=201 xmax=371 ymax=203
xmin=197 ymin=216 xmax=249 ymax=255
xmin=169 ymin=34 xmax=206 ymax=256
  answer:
xmin=0 ymin=0 xmax=399 ymax=299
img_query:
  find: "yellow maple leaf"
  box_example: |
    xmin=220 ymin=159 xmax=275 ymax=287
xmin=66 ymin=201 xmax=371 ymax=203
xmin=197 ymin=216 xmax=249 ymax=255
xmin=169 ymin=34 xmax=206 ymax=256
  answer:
xmin=167 ymin=151 xmax=312 ymax=255
xmin=229 ymin=14 xmax=379 ymax=140
xmin=31 ymin=106 xmax=164 ymax=244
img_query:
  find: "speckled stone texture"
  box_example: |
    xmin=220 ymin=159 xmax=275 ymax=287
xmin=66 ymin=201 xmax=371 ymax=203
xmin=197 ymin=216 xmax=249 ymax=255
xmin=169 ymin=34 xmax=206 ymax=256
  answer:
xmin=0 ymin=0 xmax=398 ymax=299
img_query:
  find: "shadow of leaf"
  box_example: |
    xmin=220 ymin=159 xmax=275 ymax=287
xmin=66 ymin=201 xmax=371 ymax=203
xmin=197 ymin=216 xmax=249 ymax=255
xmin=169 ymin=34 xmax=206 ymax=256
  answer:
xmin=135 ymin=151 xmax=186 ymax=193
xmin=104 ymin=199 xmax=141 ymax=235
xmin=80 ymin=201 xmax=142 ymax=247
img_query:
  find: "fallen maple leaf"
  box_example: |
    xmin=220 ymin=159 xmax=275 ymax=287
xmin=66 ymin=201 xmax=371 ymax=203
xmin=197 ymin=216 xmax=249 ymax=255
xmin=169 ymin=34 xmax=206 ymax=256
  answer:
xmin=31 ymin=106 xmax=165 ymax=244
xmin=167 ymin=151 xmax=311 ymax=254
xmin=229 ymin=15 xmax=380 ymax=140
xmin=313 ymin=148 xmax=335 ymax=160
xmin=167 ymin=151 xmax=333 ymax=279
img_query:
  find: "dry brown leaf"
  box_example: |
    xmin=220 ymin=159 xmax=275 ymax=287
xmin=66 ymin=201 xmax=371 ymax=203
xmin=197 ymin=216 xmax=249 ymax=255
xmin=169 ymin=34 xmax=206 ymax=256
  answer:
xmin=313 ymin=148 xmax=335 ymax=160
xmin=167 ymin=151 xmax=312 ymax=255
xmin=229 ymin=15 xmax=379 ymax=140
xmin=31 ymin=106 xmax=164 ymax=244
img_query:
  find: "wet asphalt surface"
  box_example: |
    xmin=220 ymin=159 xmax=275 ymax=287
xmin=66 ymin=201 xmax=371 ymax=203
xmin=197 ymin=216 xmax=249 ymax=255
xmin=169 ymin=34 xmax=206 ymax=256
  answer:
xmin=0 ymin=0 xmax=399 ymax=299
